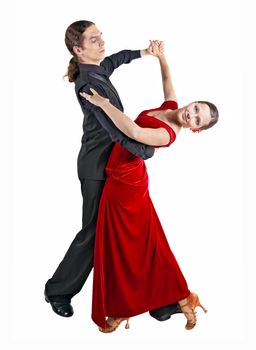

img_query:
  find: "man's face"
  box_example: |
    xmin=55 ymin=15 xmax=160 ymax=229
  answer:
xmin=75 ymin=25 xmax=105 ymax=64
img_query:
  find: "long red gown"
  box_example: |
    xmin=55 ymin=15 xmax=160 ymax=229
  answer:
xmin=92 ymin=100 xmax=190 ymax=329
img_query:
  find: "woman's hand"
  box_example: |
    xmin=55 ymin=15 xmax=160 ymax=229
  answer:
xmin=79 ymin=88 xmax=109 ymax=108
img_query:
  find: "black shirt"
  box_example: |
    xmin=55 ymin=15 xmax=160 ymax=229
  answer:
xmin=74 ymin=50 xmax=155 ymax=180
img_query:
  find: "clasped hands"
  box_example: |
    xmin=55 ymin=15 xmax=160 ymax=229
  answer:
xmin=146 ymin=40 xmax=165 ymax=57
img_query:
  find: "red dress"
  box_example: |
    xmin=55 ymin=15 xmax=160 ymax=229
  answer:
xmin=92 ymin=100 xmax=190 ymax=329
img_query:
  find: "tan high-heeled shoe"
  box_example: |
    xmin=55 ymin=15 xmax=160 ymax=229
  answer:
xmin=179 ymin=293 xmax=207 ymax=330
xmin=98 ymin=317 xmax=130 ymax=333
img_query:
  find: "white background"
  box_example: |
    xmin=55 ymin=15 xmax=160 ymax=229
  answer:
xmin=2 ymin=0 xmax=253 ymax=349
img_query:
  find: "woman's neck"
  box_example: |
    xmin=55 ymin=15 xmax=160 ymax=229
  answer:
xmin=165 ymin=109 xmax=182 ymax=134
xmin=166 ymin=109 xmax=179 ymax=124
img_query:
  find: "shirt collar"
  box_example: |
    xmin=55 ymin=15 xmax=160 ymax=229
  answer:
xmin=78 ymin=63 xmax=107 ymax=76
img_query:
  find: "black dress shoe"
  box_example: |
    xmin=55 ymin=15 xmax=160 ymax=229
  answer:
xmin=149 ymin=303 xmax=182 ymax=321
xmin=45 ymin=295 xmax=74 ymax=317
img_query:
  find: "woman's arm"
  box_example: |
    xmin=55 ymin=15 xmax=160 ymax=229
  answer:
xmin=78 ymin=84 xmax=155 ymax=160
xmin=79 ymin=89 xmax=170 ymax=147
xmin=151 ymin=41 xmax=177 ymax=102
xmin=159 ymin=54 xmax=177 ymax=102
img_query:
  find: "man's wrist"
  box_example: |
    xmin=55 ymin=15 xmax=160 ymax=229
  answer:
xmin=140 ymin=49 xmax=149 ymax=57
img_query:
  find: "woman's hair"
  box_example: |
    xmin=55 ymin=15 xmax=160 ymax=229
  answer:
xmin=197 ymin=101 xmax=219 ymax=130
xmin=64 ymin=20 xmax=95 ymax=83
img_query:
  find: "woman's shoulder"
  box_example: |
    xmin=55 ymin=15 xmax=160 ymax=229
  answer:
xmin=136 ymin=100 xmax=178 ymax=120
xmin=160 ymin=100 xmax=178 ymax=110
xmin=138 ymin=100 xmax=178 ymax=116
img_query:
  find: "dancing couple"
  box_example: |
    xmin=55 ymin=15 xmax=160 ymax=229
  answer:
xmin=45 ymin=20 xmax=218 ymax=333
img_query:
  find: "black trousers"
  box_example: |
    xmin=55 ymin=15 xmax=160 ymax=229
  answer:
xmin=44 ymin=178 xmax=181 ymax=319
xmin=45 ymin=179 xmax=105 ymax=302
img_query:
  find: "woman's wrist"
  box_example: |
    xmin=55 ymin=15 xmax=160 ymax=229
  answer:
xmin=100 ymin=99 xmax=111 ymax=109
xmin=157 ymin=53 xmax=165 ymax=60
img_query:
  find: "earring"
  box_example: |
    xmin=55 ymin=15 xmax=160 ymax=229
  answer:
xmin=191 ymin=129 xmax=201 ymax=133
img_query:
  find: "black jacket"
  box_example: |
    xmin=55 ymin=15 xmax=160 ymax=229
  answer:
xmin=74 ymin=50 xmax=155 ymax=180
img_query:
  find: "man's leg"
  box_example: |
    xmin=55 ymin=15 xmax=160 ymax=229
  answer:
xmin=149 ymin=303 xmax=182 ymax=321
xmin=44 ymin=179 xmax=105 ymax=306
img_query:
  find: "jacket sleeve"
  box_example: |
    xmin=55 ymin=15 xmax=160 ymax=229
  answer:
xmin=101 ymin=50 xmax=141 ymax=77
xmin=79 ymin=84 xmax=155 ymax=160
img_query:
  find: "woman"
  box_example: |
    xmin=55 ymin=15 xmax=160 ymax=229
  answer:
xmin=80 ymin=41 xmax=218 ymax=333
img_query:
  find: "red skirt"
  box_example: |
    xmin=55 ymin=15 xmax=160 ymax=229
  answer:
xmin=92 ymin=144 xmax=190 ymax=329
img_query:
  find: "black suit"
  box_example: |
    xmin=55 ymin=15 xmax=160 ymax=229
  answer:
xmin=45 ymin=50 xmax=180 ymax=320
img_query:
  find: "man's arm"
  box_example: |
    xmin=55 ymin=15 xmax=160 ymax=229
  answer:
xmin=79 ymin=84 xmax=155 ymax=160
xmin=101 ymin=44 xmax=152 ymax=76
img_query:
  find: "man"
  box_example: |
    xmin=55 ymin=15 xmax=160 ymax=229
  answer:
xmin=44 ymin=20 xmax=180 ymax=322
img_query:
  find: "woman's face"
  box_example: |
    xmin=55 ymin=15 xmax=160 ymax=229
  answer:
xmin=177 ymin=102 xmax=211 ymax=130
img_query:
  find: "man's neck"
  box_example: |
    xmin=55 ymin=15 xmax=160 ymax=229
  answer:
xmin=80 ymin=59 xmax=101 ymax=66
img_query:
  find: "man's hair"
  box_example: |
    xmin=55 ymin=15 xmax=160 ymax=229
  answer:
xmin=64 ymin=20 xmax=95 ymax=83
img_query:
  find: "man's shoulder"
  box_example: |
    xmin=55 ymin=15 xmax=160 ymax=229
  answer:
xmin=75 ymin=70 xmax=90 ymax=89
xmin=75 ymin=71 xmax=102 ymax=93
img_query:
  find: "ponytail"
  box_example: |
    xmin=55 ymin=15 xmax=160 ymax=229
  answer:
xmin=64 ymin=57 xmax=79 ymax=83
